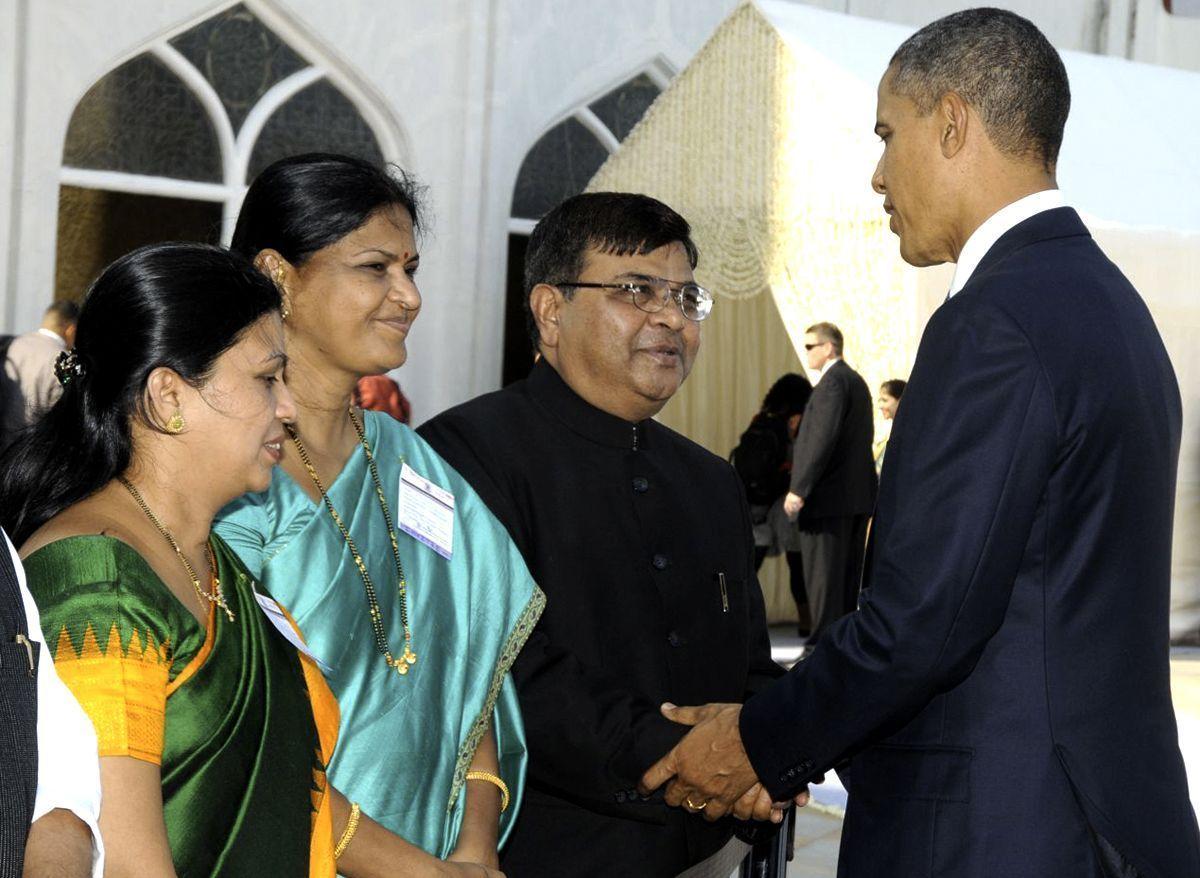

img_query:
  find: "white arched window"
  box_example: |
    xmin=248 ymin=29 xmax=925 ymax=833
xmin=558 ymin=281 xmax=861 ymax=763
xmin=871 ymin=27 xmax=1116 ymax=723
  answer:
xmin=501 ymin=64 xmax=672 ymax=384
xmin=55 ymin=2 xmax=397 ymax=303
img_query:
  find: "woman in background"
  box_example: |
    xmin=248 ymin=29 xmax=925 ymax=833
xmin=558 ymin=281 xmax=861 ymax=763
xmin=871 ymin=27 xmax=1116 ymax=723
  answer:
xmin=874 ymin=378 xmax=906 ymax=474
xmin=732 ymin=372 xmax=812 ymax=636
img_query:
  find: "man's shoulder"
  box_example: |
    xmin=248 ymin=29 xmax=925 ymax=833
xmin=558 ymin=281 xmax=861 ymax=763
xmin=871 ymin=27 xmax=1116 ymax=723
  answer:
xmin=648 ymin=420 xmax=738 ymax=480
xmin=7 ymin=331 xmax=53 ymax=357
xmin=967 ymin=226 xmax=1118 ymax=302
xmin=421 ymin=381 xmax=533 ymax=436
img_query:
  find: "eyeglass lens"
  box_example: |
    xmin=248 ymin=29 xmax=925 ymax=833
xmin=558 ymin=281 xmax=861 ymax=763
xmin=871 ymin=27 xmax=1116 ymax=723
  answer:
xmin=631 ymin=280 xmax=712 ymax=321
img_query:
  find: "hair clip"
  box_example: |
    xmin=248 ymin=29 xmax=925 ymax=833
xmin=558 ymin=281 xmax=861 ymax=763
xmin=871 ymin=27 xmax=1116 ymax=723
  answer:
xmin=53 ymin=349 xmax=86 ymax=386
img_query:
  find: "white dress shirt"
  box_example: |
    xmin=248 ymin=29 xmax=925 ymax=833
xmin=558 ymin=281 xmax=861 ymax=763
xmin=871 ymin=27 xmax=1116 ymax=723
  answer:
xmin=814 ymin=355 xmax=842 ymax=384
xmin=4 ymin=532 xmax=104 ymax=877
xmin=948 ymin=189 xmax=1068 ymax=297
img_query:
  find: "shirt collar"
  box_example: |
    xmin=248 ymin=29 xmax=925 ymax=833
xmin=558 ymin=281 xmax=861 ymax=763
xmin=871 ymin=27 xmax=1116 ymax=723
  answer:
xmin=526 ymin=359 xmax=649 ymax=450
xmin=36 ymin=327 xmax=66 ymax=347
xmin=948 ymin=189 xmax=1067 ymax=297
xmin=817 ymin=357 xmax=841 ymax=381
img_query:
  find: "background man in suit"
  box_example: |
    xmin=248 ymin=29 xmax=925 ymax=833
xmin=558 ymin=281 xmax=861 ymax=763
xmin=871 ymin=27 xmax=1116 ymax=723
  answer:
xmin=782 ymin=322 xmax=876 ymax=647
xmin=1 ymin=529 xmax=101 ymax=877
xmin=420 ymin=193 xmax=783 ymax=877
xmin=640 ymin=9 xmax=1200 ymax=877
xmin=1 ymin=301 xmax=80 ymax=441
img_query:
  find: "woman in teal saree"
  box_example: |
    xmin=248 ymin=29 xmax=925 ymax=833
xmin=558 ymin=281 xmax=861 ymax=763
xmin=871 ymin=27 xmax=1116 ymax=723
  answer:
xmin=217 ymin=154 xmax=543 ymax=867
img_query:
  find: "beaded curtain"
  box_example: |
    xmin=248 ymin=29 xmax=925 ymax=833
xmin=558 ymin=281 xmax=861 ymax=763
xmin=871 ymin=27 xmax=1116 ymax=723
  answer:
xmin=588 ymin=2 xmax=941 ymax=620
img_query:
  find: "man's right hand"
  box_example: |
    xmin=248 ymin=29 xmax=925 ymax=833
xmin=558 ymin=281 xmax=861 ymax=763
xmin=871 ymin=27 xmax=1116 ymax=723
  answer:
xmin=783 ymin=492 xmax=805 ymax=520
xmin=731 ymin=783 xmax=812 ymax=822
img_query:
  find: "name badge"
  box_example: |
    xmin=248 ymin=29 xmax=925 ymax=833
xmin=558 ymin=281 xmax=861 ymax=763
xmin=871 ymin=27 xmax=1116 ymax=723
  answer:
xmin=252 ymin=586 xmax=332 ymax=673
xmin=398 ymin=462 xmax=455 ymax=560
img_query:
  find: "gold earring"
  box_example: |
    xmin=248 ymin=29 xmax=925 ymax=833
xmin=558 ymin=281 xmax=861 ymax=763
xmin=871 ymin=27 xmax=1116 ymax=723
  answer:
xmin=272 ymin=268 xmax=292 ymax=320
xmin=167 ymin=410 xmax=185 ymax=434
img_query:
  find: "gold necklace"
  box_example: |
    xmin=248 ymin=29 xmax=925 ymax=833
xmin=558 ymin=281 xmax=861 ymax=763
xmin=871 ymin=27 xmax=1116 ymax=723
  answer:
xmin=118 ymin=477 xmax=235 ymax=622
xmin=288 ymin=408 xmax=417 ymax=675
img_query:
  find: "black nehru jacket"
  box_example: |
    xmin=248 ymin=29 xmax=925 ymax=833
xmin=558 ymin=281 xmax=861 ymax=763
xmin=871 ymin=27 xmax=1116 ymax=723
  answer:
xmin=420 ymin=360 xmax=782 ymax=877
xmin=0 ymin=536 xmax=38 ymax=878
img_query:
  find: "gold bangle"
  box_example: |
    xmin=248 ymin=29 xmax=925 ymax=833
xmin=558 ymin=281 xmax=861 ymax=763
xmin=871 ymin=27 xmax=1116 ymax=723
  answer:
xmin=334 ymin=801 xmax=361 ymax=860
xmin=465 ymin=770 xmax=510 ymax=813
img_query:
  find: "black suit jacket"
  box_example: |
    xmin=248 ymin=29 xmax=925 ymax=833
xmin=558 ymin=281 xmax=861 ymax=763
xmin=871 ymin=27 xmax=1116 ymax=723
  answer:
xmin=740 ymin=208 xmax=1200 ymax=878
xmin=420 ymin=362 xmax=782 ymax=876
xmin=0 ymin=532 xmax=37 ymax=878
xmin=789 ymin=359 xmax=876 ymax=519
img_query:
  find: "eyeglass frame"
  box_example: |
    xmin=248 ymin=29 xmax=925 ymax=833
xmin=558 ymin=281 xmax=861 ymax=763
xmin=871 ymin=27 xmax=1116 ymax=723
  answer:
xmin=804 ymin=341 xmax=832 ymax=351
xmin=551 ymin=276 xmax=714 ymax=322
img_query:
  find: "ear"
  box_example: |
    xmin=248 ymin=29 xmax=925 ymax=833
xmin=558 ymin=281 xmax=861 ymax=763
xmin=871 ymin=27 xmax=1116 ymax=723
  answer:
xmin=144 ymin=366 xmax=186 ymax=430
xmin=253 ymin=249 xmax=294 ymax=286
xmin=529 ymin=283 xmax=565 ymax=351
xmin=938 ymin=91 xmax=970 ymax=159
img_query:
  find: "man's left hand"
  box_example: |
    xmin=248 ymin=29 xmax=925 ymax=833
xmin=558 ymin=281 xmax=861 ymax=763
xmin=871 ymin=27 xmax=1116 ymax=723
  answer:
xmin=783 ymin=492 xmax=804 ymax=520
xmin=638 ymin=703 xmax=761 ymax=821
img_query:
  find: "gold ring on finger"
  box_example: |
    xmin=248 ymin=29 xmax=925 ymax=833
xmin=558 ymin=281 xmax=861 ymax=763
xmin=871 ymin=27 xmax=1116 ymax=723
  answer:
xmin=684 ymin=796 xmax=708 ymax=811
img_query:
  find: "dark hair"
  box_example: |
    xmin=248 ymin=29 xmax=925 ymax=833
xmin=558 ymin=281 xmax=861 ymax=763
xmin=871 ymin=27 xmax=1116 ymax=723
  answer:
xmin=888 ymin=8 xmax=1070 ymax=169
xmin=806 ymin=321 xmax=844 ymax=356
xmin=881 ymin=379 xmax=907 ymax=399
xmin=0 ymin=243 xmax=280 ymax=545
xmin=523 ymin=192 xmax=699 ymax=350
xmin=44 ymin=300 xmax=80 ymax=324
xmin=761 ymin=373 xmax=813 ymax=418
xmin=231 ymin=153 xmax=425 ymax=265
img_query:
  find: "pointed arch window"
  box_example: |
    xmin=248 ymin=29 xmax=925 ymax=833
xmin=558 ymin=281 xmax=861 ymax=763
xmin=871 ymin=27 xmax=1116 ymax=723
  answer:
xmin=502 ymin=69 xmax=670 ymax=384
xmin=56 ymin=2 xmax=389 ymax=302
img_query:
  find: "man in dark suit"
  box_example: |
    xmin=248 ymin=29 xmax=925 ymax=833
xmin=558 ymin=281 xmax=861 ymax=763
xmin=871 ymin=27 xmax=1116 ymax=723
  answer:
xmin=420 ymin=193 xmax=783 ymax=877
xmin=1 ymin=530 xmax=99 ymax=877
xmin=782 ymin=322 xmax=876 ymax=646
xmin=0 ymin=530 xmax=37 ymax=876
xmin=640 ymin=9 xmax=1200 ymax=877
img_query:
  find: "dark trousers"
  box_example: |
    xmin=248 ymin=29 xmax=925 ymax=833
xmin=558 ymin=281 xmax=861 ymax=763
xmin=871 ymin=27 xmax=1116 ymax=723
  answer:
xmin=796 ymin=515 xmax=869 ymax=645
xmin=753 ymin=548 xmax=808 ymax=636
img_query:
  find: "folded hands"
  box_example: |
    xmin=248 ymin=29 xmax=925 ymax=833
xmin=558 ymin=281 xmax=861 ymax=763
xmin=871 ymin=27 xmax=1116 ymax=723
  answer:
xmin=638 ymin=703 xmax=809 ymax=823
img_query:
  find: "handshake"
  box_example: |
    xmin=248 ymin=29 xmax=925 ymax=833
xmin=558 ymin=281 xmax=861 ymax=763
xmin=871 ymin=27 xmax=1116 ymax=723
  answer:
xmin=638 ymin=702 xmax=811 ymax=823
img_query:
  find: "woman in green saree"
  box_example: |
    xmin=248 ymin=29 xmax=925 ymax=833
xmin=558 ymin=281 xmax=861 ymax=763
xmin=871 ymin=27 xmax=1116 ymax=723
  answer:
xmin=216 ymin=155 xmax=543 ymax=869
xmin=0 ymin=243 xmax=502 ymax=878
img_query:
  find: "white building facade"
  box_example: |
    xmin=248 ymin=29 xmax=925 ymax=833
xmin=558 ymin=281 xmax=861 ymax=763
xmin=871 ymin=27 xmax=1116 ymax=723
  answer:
xmin=1 ymin=0 xmax=1198 ymax=419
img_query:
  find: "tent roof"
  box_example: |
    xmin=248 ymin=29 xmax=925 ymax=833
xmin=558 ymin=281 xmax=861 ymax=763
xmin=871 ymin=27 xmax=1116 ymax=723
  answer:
xmin=755 ymin=0 xmax=1200 ymax=232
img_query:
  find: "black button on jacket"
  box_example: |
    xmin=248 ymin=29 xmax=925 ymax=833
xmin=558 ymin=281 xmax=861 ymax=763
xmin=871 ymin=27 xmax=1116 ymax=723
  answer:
xmin=420 ymin=361 xmax=781 ymax=877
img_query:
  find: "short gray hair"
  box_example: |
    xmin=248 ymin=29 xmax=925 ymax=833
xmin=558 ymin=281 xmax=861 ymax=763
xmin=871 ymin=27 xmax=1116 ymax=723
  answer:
xmin=888 ymin=8 xmax=1070 ymax=169
xmin=806 ymin=322 xmax=843 ymax=356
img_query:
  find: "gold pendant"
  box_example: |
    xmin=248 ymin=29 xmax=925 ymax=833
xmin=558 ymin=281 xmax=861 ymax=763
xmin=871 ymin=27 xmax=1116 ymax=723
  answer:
xmin=404 ymin=649 xmax=417 ymax=665
xmin=396 ymin=662 xmax=409 ymax=675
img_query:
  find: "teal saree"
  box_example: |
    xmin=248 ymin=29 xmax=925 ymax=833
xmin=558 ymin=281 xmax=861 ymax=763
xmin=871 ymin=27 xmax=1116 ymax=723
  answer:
xmin=216 ymin=412 xmax=543 ymax=857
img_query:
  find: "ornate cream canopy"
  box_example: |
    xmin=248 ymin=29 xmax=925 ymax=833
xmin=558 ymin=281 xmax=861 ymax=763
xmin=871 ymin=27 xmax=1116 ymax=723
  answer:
xmin=587 ymin=0 xmax=1200 ymax=638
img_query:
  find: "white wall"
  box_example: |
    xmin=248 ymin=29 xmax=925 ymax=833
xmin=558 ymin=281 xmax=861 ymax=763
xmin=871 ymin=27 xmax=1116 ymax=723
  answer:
xmin=2 ymin=0 xmax=1197 ymax=419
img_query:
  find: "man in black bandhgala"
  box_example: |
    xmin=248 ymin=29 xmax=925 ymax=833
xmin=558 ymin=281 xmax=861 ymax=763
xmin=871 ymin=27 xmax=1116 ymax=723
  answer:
xmin=420 ymin=193 xmax=783 ymax=877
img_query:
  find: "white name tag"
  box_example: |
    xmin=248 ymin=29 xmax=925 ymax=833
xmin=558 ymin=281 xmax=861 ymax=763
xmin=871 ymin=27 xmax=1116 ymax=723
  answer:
xmin=252 ymin=586 xmax=332 ymax=673
xmin=398 ymin=462 xmax=455 ymax=560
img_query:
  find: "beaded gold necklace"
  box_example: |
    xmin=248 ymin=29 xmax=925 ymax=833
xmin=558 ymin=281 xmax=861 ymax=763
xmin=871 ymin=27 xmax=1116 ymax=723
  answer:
xmin=287 ymin=408 xmax=417 ymax=675
xmin=119 ymin=477 xmax=235 ymax=622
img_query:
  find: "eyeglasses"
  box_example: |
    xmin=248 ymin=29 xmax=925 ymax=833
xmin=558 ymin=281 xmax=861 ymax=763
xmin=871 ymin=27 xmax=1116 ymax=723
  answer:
xmin=804 ymin=342 xmax=829 ymax=350
xmin=554 ymin=278 xmax=714 ymax=322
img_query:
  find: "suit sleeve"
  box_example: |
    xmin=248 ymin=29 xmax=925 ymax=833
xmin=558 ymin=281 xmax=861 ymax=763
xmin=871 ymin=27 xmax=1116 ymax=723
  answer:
xmin=789 ymin=370 xmax=848 ymax=498
xmin=742 ymin=301 xmax=1058 ymax=800
xmin=419 ymin=413 xmax=691 ymax=814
